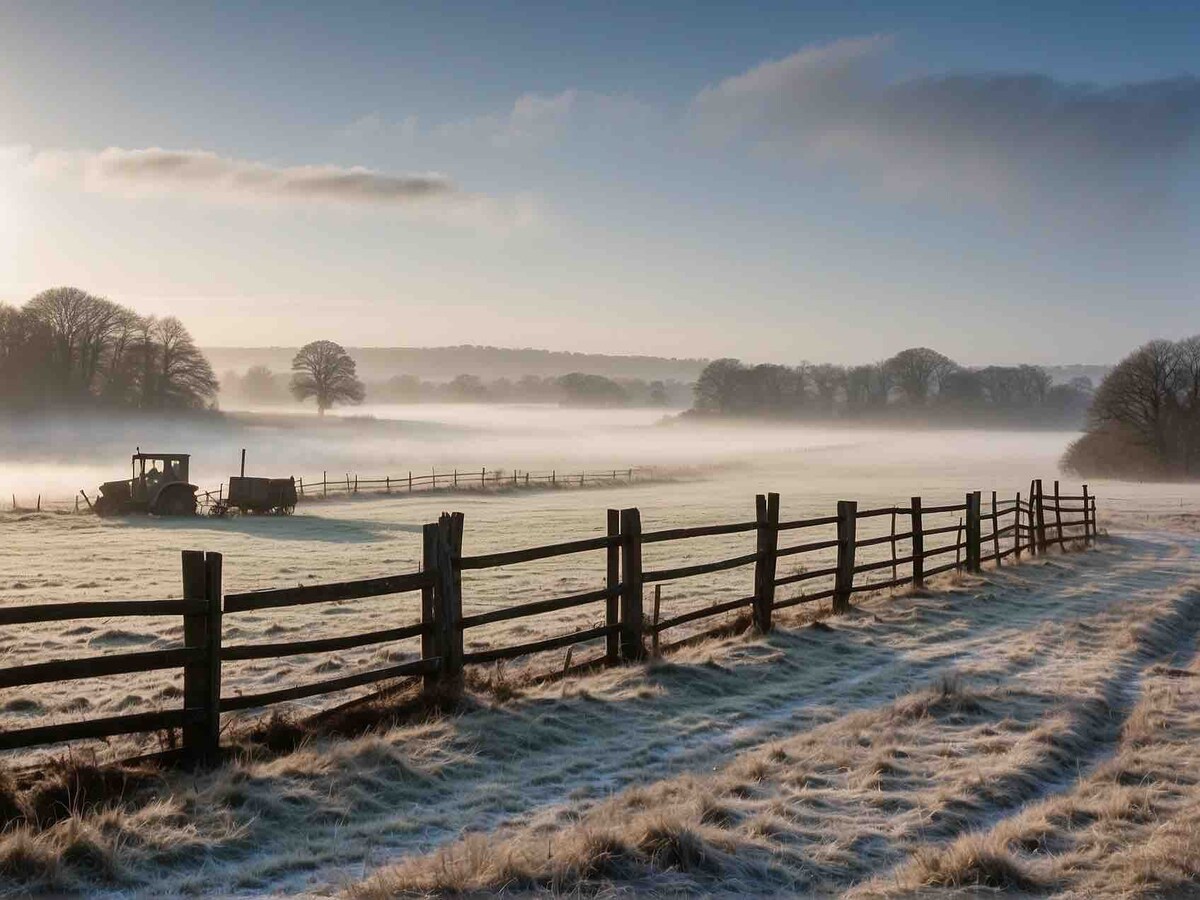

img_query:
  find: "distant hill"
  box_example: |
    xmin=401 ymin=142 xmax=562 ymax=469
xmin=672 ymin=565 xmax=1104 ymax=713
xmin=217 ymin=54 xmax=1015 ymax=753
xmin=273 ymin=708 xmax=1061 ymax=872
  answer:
xmin=203 ymin=345 xmax=710 ymax=382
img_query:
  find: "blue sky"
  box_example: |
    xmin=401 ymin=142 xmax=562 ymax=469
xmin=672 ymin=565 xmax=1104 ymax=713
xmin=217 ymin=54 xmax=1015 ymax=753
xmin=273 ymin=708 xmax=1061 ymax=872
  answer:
xmin=1 ymin=1 xmax=1197 ymax=364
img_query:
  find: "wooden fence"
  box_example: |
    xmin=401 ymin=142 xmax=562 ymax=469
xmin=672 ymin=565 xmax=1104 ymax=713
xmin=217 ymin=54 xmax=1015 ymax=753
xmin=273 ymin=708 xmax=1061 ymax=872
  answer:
xmin=195 ymin=466 xmax=643 ymax=510
xmin=0 ymin=478 xmax=1096 ymax=763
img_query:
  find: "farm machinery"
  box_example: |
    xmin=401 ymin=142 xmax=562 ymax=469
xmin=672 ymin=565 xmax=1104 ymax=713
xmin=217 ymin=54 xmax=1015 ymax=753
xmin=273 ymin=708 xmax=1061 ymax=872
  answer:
xmin=91 ymin=449 xmax=296 ymax=518
xmin=94 ymin=452 xmax=199 ymax=517
xmin=210 ymin=476 xmax=297 ymax=517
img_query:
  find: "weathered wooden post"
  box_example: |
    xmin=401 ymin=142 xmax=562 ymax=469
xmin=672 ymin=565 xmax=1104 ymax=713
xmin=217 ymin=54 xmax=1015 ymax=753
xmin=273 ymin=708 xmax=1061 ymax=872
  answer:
xmin=1014 ymin=491 xmax=1023 ymax=561
xmin=385 ymin=476 xmax=390 ymax=493
xmin=752 ymin=492 xmax=780 ymax=632
xmin=434 ymin=512 xmax=465 ymax=691
xmin=1053 ymin=480 xmax=1064 ymax=546
xmin=1034 ymin=479 xmax=1047 ymax=553
xmin=606 ymin=509 xmax=621 ymax=665
xmin=1082 ymin=484 xmax=1091 ymax=543
xmin=298 ymin=477 xmax=304 ymax=498
xmin=420 ymin=523 xmax=440 ymax=692
xmin=181 ymin=550 xmax=222 ymax=765
xmin=323 ymin=471 xmax=328 ymax=499
xmin=965 ymin=491 xmax=981 ymax=573
xmin=618 ymin=507 xmax=644 ymax=661
xmin=833 ymin=500 xmax=857 ymax=614
xmin=991 ymin=491 xmax=1001 ymax=566
xmin=910 ymin=496 xmax=924 ymax=589
xmin=408 ymin=471 xmax=413 ymax=492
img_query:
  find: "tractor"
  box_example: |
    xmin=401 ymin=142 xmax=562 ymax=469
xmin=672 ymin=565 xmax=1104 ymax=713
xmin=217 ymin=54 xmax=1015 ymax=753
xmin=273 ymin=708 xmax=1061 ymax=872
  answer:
xmin=94 ymin=452 xmax=199 ymax=517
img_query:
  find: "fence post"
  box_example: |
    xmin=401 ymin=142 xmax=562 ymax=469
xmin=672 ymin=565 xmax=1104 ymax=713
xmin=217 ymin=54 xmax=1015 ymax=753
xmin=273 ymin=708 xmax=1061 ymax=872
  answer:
xmin=965 ymin=491 xmax=981 ymax=573
xmin=1053 ymin=480 xmax=1064 ymax=547
xmin=606 ymin=509 xmax=621 ymax=665
xmin=298 ymin=477 xmax=304 ymax=498
xmin=434 ymin=512 xmax=465 ymax=690
xmin=409 ymin=471 xmax=413 ymax=492
xmin=752 ymin=492 xmax=779 ymax=632
xmin=618 ymin=507 xmax=644 ymax=661
xmin=1014 ymin=491 xmax=1023 ymax=561
xmin=834 ymin=500 xmax=857 ymax=614
xmin=1034 ymin=479 xmax=1047 ymax=553
xmin=181 ymin=550 xmax=222 ymax=765
xmin=910 ymin=496 xmax=924 ymax=590
xmin=420 ymin=523 xmax=440 ymax=692
xmin=990 ymin=491 xmax=1001 ymax=567
xmin=1082 ymin=484 xmax=1091 ymax=543
xmin=323 ymin=471 xmax=327 ymax=499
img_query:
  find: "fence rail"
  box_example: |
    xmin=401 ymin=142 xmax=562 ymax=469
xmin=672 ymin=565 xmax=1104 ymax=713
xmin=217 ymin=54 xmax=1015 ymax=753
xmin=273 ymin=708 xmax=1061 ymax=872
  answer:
xmin=2 ymin=478 xmax=1097 ymax=762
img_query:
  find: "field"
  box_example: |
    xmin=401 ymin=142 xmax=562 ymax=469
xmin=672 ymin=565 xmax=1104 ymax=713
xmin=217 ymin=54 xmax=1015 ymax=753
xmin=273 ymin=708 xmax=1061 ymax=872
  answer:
xmin=2 ymin=406 xmax=1199 ymax=895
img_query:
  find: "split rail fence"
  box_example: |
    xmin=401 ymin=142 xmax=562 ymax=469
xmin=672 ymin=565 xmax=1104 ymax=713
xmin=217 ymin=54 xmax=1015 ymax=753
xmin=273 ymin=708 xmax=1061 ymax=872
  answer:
xmin=1 ymin=478 xmax=1097 ymax=763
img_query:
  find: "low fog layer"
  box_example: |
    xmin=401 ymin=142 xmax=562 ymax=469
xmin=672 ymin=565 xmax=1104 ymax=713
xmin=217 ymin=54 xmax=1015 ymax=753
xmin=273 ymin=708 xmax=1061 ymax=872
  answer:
xmin=0 ymin=403 xmax=1078 ymax=505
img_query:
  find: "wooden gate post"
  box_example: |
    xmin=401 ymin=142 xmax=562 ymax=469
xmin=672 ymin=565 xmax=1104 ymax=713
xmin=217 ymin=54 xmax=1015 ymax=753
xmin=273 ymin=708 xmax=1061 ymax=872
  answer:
xmin=910 ymin=497 xmax=924 ymax=589
xmin=965 ymin=491 xmax=982 ymax=573
xmin=181 ymin=550 xmax=222 ymax=765
xmin=833 ymin=501 xmax=857 ymax=614
xmin=990 ymin=491 xmax=1001 ymax=567
xmin=752 ymin=492 xmax=780 ymax=633
xmin=420 ymin=523 xmax=440 ymax=692
xmin=618 ymin=507 xmax=644 ymax=661
xmin=605 ymin=509 xmax=621 ymax=665
xmin=1034 ymin=479 xmax=1047 ymax=553
xmin=1082 ymin=484 xmax=1091 ymax=543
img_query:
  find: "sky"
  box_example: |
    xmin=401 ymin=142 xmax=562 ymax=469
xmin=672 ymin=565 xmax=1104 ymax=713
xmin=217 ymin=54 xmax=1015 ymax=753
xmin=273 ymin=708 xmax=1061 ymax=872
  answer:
xmin=1 ymin=0 xmax=1198 ymax=366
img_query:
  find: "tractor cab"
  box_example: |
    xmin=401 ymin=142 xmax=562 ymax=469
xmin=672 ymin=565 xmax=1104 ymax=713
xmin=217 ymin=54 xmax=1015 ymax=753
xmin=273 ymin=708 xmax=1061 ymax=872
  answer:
xmin=95 ymin=451 xmax=198 ymax=517
xmin=131 ymin=453 xmax=189 ymax=502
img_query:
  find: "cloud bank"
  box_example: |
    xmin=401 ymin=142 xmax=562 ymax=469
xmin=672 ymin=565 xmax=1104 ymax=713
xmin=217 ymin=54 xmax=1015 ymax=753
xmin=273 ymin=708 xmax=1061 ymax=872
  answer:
xmin=690 ymin=36 xmax=1200 ymax=208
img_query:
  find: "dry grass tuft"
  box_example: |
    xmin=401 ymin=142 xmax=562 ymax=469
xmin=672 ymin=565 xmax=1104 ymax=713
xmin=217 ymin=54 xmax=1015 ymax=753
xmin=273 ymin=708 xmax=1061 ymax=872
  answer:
xmin=908 ymin=834 xmax=1040 ymax=890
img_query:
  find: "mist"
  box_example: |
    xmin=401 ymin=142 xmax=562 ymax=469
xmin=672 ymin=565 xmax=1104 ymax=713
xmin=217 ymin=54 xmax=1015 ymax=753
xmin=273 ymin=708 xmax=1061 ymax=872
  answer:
xmin=0 ymin=402 xmax=1077 ymax=507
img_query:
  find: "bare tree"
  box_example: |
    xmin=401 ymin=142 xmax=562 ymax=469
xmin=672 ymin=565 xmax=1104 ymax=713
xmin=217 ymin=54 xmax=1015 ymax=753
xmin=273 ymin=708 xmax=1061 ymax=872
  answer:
xmin=884 ymin=347 xmax=958 ymax=406
xmin=290 ymin=340 xmax=365 ymax=414
xmin=149 ymin=317 xmax=219 ymax=409
xmin=808 ymin=363 xmax=847 ymax=414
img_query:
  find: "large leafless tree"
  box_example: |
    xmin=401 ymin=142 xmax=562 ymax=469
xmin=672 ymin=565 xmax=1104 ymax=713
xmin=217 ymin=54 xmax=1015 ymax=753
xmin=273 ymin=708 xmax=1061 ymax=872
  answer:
xmin=290 ymin=340 xmax=365 ymax=414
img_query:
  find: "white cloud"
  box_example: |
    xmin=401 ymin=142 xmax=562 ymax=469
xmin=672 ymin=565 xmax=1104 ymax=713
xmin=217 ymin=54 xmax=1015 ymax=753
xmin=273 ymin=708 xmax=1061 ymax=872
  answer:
xmin=5 ymin=145 xmax=535 ymax=229
xmin=690 ymin=36 xmax=1200 ymax=208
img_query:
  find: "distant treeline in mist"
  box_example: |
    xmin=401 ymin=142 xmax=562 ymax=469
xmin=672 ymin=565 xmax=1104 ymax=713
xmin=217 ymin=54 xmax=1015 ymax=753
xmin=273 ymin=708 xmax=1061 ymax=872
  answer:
xmin=206 ymin=345 xmax=707 ymax=383
xmin=0 ymin=287 xmax=218 ymax=411
xmin=1064 ymin=336 xmax=1200 ymax=479
xmin=222 ymin=367 xmax=690 ymax=409
xmin=688 ymin=347 xmax=1094 ymax=425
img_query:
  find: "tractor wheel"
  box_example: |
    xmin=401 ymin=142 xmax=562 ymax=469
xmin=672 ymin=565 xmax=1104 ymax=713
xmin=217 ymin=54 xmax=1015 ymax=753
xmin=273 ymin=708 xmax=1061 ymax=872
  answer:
xmin=94 ymin=495 xmax=118 ymax=517
xmin=152 ymin=486 xmax=197 ymax=517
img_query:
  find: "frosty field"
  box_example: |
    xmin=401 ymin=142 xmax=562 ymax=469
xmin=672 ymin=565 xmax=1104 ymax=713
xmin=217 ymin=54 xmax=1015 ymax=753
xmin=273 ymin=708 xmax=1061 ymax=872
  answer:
xmin=2 ymin=406 xmax=1200 ymax=896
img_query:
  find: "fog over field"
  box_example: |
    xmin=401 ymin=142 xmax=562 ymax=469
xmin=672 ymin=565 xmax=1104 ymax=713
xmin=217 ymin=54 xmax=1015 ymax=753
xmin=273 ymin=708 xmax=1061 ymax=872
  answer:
xmin=2 ymin=402 xmax=1077 ymax=507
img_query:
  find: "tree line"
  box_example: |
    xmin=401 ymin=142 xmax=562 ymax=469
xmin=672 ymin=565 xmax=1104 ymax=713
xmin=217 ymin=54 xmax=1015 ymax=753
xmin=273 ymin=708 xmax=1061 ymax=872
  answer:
xmin=222 ymin=367 xmax=689 ymax=408
xmin=1064 ymin=336 xmax=1200 ymax=478
xmin=689 ymin=347 xmax=1093 ymax=424
xmin=0 ymin=287 xmax=218 ymax=410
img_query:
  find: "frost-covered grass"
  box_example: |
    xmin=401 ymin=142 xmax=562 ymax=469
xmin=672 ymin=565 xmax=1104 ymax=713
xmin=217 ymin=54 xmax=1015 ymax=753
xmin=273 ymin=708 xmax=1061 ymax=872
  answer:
xmin=0 ymin=528 xmax=1197 ymax=896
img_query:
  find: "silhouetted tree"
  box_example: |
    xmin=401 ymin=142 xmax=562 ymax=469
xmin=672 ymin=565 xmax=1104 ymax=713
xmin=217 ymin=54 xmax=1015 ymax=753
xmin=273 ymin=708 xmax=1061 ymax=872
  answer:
xmin=1065 ymin=336 xmax=1200 ymax=477
xmin=290 ymin=340 xmax=365 ymax=414
xmin=883 ymin=347 xmax=958 ymax=406
xmin=558 ymin=372 xmax=628 ymax=406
